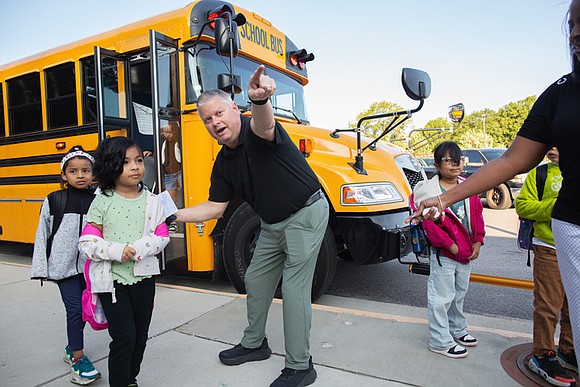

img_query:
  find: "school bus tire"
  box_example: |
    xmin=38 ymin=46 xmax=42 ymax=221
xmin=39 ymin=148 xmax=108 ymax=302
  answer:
xmin=222 ymin=202 xmax=338 ymax=302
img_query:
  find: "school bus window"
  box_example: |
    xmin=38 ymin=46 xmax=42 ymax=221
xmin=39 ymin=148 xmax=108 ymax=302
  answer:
xmin=102 ymin=57 xmax=126 ymax=119
xmin=156 ymin=42 xmax=178 ymax=109
xmin=0 ymin=83 xmax=5 ymax=137
xmin=184 ymin=46 xmax=209 ymax=104
xmin=80 ymin=57 xmax=97 ymax=124
xmin=184 ymin=46 xmax=308 ymax=122
xmin=45 ymin=62 xmax=77 ymax=129
xmin=7 ymin=72 xmax=42 ymax=134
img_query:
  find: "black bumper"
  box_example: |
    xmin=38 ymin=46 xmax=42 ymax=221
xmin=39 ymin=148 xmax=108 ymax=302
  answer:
xmin=336 ymin=209 xmax=413 ymax=265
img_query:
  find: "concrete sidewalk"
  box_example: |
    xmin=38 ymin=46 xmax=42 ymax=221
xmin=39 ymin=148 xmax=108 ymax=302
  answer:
xmin=0 ymin=260 xmax=547 ymax=387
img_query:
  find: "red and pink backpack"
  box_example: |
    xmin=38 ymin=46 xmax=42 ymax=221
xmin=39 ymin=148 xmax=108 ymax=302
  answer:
xmin=82 ymin=260 xmax=108 ymax=330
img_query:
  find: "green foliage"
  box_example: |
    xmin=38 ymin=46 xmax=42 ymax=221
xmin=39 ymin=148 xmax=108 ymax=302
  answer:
xmin=348 ymin=101 xmax=411 ymax=143
xmin=493 ymin=96 xmax=537 ymax=146
xmin=449 ymin=109 xmax=496 ymax=148
xmin=447 ymin=97 xmax=536 ymax=148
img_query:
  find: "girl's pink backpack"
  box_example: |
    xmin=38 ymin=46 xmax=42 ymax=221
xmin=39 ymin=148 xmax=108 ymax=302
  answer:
xmin=82 ymin=260 xmax=108 ymax=330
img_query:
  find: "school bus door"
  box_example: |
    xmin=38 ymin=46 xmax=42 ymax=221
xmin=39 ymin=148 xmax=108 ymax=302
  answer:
xmin=149 ymin=30 xmax=186 ymax=270
xmin=94 ymin=47 xmax=132 ymax=141
xmin=94 ymin=39 xmax=186 ymax=271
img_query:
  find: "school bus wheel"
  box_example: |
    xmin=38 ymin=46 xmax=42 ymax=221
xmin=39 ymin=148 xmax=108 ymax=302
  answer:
xmin=222 ymin=202 xmax=338 ymax=302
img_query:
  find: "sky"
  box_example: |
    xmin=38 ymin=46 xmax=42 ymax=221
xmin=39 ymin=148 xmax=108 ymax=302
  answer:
xmin=0 ymin=0 xmax=573 ymax=129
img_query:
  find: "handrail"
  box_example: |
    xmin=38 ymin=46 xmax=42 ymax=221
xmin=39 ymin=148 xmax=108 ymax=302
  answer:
xmin=469 ymin=273 xmax=533 ymax=291
xmin=409 ymin=264 xmax=534 ymax=290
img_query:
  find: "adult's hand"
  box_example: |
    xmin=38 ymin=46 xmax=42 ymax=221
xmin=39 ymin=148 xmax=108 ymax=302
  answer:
xmin=406 ymin=196 xmax=445 ymax=224
xmin=248 ymin=65 xmax=276 ymax=102
xmin=248 ymin=65 xmax=276 ymax=141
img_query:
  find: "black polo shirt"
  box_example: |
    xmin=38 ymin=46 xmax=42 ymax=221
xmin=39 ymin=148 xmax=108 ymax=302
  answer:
xmin=209 ymin=115 xmax=320 ymax=223
xmin=518 ymin=73 xmax=580 ymax=226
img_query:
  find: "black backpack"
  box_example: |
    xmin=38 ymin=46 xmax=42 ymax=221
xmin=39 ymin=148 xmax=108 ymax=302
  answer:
xmin=517 ymin=164 xmax=548 ymax=267
xmin=45 ymin=189 xmax=68 ymax=259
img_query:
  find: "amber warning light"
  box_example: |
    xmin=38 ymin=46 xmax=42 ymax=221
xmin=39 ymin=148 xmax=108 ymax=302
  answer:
xmin=299 ymin=139 xmax=312 ymax=157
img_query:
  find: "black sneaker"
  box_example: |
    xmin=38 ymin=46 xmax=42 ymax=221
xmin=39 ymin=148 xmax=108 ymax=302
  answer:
xmin=529 ymin=351 xmax=576 ymax=387
xmin=557 ymin=348 xmax=578 ymax=373
xmin=219 ymin=337 xmax=272 ymax=366
xmin=455 ymin=333 xmax=477 ymax=347
xmin=270 ymin=357 xmax=316 ymax=387
xmin=429 ymin=344 xmax=468 ymax=358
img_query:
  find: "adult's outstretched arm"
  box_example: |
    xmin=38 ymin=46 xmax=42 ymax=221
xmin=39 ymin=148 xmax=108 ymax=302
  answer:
xmin=174 ymin=200 xmax=229 ymax=223
xmin=408 ymin=136 xmax=550 ymax=223
xmin=248 ymin=65 xmax=276 ymax=141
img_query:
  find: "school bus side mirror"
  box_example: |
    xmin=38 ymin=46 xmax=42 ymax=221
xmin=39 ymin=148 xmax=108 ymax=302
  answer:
xmin=401 ymin=68 xmax=431 ymax=100
xmin=448 ymin=103 xmax=465 ymax=123
xmin=217 ymin=73 xmax=242 ymax=94
xmin=214 ymin=17 xmax=240 ymax=57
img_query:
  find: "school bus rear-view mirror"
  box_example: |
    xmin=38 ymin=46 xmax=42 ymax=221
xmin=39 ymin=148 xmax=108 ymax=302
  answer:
xmin=217 ymin=73 xmax=242 ymax=94
xmin=214 ymin=17 xmax=240 ymax=57
xmin=401 ymin=68 xmax=431 ymax=100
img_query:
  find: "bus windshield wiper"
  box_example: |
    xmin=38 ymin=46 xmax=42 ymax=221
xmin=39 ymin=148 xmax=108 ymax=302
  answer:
xmin=271 ymin=105 xmax=302 ymax=124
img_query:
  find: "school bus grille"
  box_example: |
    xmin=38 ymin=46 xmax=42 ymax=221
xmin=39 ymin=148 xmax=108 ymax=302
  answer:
xmin=402 ymin=168 xmax=424 ymax=190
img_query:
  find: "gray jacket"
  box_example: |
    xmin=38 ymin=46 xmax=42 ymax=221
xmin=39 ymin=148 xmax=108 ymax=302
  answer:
xmin=31 ymin=198 xmax=88 ymax=280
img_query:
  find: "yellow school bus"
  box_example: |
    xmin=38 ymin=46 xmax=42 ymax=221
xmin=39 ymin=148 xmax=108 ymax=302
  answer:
xmin=0 ymin=1 xmax=432 ymax=300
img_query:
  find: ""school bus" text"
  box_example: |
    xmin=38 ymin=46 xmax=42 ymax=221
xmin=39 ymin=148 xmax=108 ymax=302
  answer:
xmin=240 ymin=22 xmax=284 ymax=56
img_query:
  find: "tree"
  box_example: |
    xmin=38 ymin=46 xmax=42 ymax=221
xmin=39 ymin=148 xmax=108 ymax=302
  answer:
xmin=348 ymin=101 xmax=411 ymax=143
xmin=450 ymin=109 xmax=496 ymax=148
xmin=492 ymin=96 xmax=536 ymax=146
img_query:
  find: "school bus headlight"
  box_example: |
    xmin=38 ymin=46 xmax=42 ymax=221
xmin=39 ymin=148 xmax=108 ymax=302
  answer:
xmin=341 ymin=183 xmax=403 ymax=206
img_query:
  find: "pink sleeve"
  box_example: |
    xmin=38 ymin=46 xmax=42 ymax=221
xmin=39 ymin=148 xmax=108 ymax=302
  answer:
xmin=154 ymin=223 xmax=169 ymax=237
xmin=470 ymin=196 xmax=486 ymax=244
xmin=409 ymin=193 xmax=417 ymax=212
xmin=81 ymin=223 xmax=103 ymax=238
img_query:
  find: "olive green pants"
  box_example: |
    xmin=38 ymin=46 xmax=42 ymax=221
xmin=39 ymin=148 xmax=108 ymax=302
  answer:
xmin=241 ymin=197 xmax=329 ymax=370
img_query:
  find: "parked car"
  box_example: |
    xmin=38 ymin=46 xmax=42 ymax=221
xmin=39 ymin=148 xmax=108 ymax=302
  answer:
xmin=461 ymin=148 xmax=527 ymax=210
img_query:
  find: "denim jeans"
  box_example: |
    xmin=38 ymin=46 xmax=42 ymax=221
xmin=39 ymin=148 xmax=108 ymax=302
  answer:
xmin=57 ymin=274 xmax=86 ymax=351
xmin=427 ymin=254 xmax=471 ymax=351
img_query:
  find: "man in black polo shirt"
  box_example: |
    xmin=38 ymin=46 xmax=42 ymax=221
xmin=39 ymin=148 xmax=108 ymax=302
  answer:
xmin=175 ymin=65 xmax=328 ymax=387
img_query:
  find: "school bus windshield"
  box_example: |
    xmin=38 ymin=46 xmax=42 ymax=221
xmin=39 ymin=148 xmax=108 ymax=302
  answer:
xmin=185 ymin=45 xmax=308 ymax=122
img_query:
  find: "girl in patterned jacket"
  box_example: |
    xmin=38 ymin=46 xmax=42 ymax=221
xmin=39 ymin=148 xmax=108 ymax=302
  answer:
xmin=78 ymin=137 xmax=169 ymax=387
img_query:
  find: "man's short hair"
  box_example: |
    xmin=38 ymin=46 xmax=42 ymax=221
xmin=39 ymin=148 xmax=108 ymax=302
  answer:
xmin=197 ymin=89 xmax=233 ymax=109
